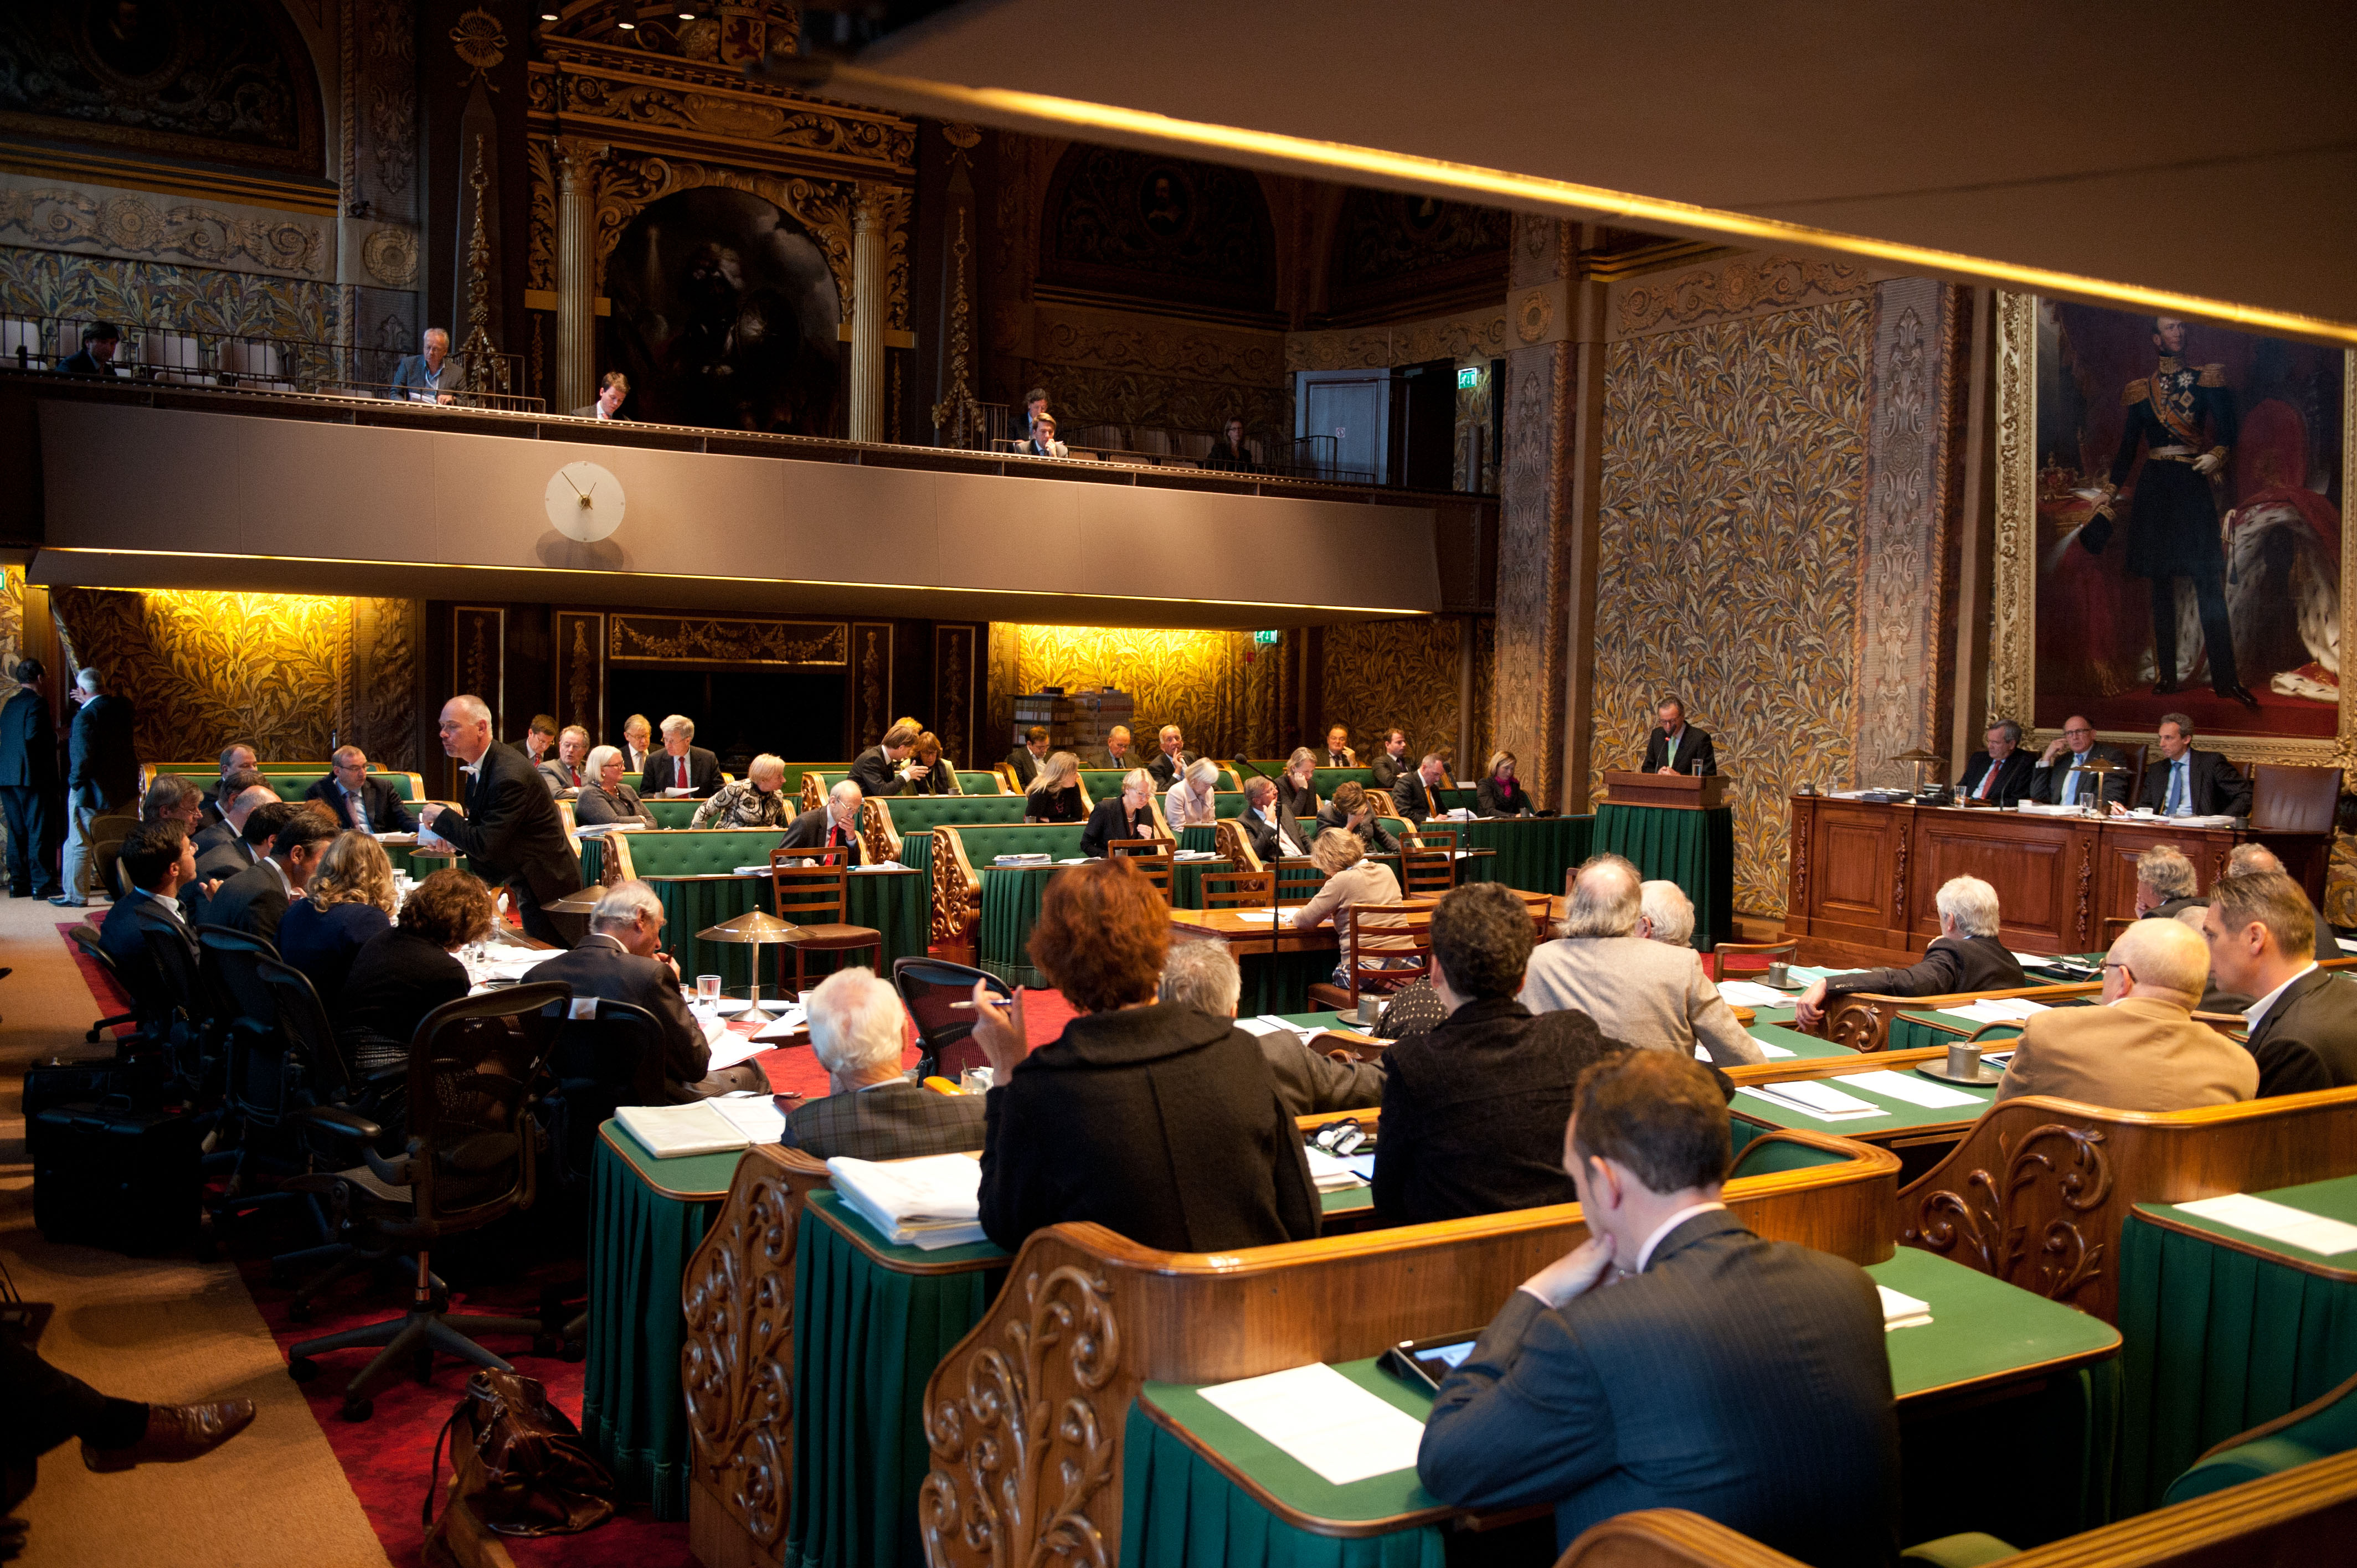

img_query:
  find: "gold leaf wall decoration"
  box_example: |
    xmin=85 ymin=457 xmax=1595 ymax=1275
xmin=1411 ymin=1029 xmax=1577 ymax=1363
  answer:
xmin=1590 ymin=300 xmax=1874 ymax=917
xmin=987 ymin=623 xmax=1281 ymax=760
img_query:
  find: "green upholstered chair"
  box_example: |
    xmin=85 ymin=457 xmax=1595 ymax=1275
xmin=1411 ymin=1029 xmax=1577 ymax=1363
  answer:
xmin=2165 ymin=1369 xmax=2357 ymax=1505
xmin=871 ymin=793 xmax=1033 ymax=878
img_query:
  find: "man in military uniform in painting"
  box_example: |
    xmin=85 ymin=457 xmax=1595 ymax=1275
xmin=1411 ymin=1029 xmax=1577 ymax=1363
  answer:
xmin=2082 ymin=316 xmax=2258 ymax=710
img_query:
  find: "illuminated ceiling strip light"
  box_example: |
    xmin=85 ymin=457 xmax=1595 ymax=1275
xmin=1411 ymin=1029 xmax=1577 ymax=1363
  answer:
xmin=32 ymin=546 xmax=1432 ymax=619
xmin=812 ymin=62 xmax=2357 ymax=347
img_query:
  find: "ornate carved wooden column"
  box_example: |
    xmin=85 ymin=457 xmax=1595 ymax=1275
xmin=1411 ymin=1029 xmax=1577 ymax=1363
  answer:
xmin=552 ymin=136 xmax=603 ymax=415
xmin=849 ymin=183 xmax=888 ymax=442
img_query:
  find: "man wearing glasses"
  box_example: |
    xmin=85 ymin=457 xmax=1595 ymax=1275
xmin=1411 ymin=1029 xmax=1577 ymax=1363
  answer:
xmin=2028 ymin=715 xmax=2134 ymax=808
xmin=302 ymin=746 xmax=415 ymax=835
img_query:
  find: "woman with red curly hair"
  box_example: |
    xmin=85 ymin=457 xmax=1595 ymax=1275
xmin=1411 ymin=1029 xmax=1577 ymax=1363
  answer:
xmin=969 ymin=857 xmax=1320 ymax=1253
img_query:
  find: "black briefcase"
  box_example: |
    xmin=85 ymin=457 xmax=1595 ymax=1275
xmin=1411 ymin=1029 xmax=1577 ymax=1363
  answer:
xmin=31 ymin=1096 xmax=204 ymax=1255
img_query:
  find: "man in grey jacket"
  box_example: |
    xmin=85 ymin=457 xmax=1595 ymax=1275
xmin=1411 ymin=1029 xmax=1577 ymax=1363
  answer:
xmin=1519 ymin=854 xmax=1762 ymax=1066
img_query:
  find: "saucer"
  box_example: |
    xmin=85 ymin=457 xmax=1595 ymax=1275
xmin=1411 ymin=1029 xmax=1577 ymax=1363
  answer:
xmin=1916 ymin=1060 xmax=2005 ymax=1087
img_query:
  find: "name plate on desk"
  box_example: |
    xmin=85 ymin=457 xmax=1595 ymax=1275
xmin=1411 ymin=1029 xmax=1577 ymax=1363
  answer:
xmin=1602 ymin=770 xmax=1727 ymax=810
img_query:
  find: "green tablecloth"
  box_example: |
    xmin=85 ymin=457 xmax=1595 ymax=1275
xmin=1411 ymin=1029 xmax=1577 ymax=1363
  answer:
xmin=582 ymin=1126 xmax=744 ymax=1519
xmin=1121 ymin=1250 xmax=2118 ymax=1566
xmin=789 ymin=1193 xmax=1007 ymax=1568
xmin=2114 ymin=1173 xmax=2357 ymax=1515
xmin=1594 ymin=802 xmax=1735 ymax=951
xmin=1419 ymin=816 xmax=1592 ymax=893
xmin=978 ymin=860 xmax=1228 ymax=989
xmin=646 ymin=868 xmax=927 ymax=991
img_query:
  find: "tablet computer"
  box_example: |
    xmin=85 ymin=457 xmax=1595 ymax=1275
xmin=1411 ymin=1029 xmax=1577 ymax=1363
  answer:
xmin=1378 ymin=1330 xmax=1483 ymax=1394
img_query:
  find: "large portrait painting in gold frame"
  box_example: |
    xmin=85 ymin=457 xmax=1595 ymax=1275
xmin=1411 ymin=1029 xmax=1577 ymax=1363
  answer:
xmin=1991 ymin=292 xmax=2352 ymax=767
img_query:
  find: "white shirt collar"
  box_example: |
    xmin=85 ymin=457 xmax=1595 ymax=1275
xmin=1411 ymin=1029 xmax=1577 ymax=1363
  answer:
xmin=1634 ymin=1200 xmax=1729 ymax=1273
xmin=2246 ymin=962 xmax=2320 ymax=1030
xmin=142 ymin=888 xmax=181 ymax=917
xmin=579 ymin=932 xmax=627 ymax=953
xmin=263 ymin=857 xmax=294 ymax=898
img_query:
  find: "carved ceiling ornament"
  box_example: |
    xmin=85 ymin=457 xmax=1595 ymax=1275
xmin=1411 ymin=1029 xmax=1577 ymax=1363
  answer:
xmin=449 ymin=7 xmax=506 ymax=86
xmin=553 ymin=73 xmax=913 ymax=169
xmin=1987 ymin=292 xmax=2357 ymax=771
xmin=360 ymin=225 xmax=418 ymax=287
xmin=591 ymin=151 xmax=855 ymax=317
xmin=1617 ymin=254 xmax=1871 ymax=337
xmin=1515 ymin=288 xmax=1553 ymax=344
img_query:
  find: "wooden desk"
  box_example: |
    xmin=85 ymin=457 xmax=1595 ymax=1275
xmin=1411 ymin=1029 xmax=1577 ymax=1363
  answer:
xmin=1782 ymin=795 xmax=2331 ymax=967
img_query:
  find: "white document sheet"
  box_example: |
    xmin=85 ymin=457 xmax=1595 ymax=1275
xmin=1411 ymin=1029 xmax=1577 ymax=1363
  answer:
xmin=1746 ymin=1036 xmax=1795 ymax=1059
xmin=1935 ymin=998 xmax=2050 ymax=1025
xmin=1735 ymin=1084 xmax=1887 ymax=1123
xmin=1303 ymin=1146 xmax=1367 ymax=1192
xmin=2005 ymin=950 xmax=2060 ymax=969
xmin=1718 ymin=981 xmax=1796 ymax=1009
xmin=2173 ymin=1194 xmax=2357 ymax=1256
xmin=1221 ymin=908 xmax=1285 ymax=924
xmin=706 ymin=1031 xmax=770 ymax=1072
xmin=709 ymin=1093 xmax=786 ymax=1144
xmin=1877 ymin=1286 xmax=1933 ymax=1330
xmin=2337 ymin=937 xmax=2357 ymax=954
xmin=750 ymin=1003 xmax=811 ymax=1041
xmin=1834 ymin=1070 xmax=1985 ymax=1110
xmin=1195 ymin=1363 xmax=1428 ymax=1486
xmin=827 ymin=1153 xmax=988 ymax=1250
xmin=851 ymin=860 xmax=907 ymax=873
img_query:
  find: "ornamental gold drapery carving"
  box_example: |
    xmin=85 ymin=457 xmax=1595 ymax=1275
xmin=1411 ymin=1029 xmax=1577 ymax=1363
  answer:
xmin=609 ymin=615 xmax=847 ymax=667
xmin=0 ymin=185 xmax=328 ymax=278
xmin=591 ymin=152 xmax=855 ymax=321
xmin=1617 ymin=254 xmax=1872 ymax=337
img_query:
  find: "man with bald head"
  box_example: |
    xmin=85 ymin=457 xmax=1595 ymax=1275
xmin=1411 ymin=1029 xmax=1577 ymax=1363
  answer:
xmin=418 ymin=694 xmax=583 ymax=946
xmin=1995 ymin=919 xmax=2256 ymax=1110
xmin=780 ymin=778 xmax=867 ymax=865
xmin=2028 ymin=716 xmax=2134 ymax=808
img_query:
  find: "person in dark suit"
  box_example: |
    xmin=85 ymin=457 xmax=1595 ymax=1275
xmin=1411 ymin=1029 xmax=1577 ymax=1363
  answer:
xmin=100 ymin=823 xmax=199 ymax=1009
xmin=1079 ymin=770 xmax=1161 ymax=858
xmin=1102 ymin=724 xmax=1135 ymax=769
xmin=1794 ymin=874 xmax=2026 ymax=1029
xmin=58 ymin=668 xmax=137 ymax=906
xmin=338 ymin=869 xmax=496 ymax=1075
xmin=417 ymin=695 xmax=585 ymax=947
xmin=1316 ymin=782 xmax=1401 ymax=857
xmin=1367 ymin=729 xmax=1412 ymax=792
xmin=1160 ymin=939 xmax=1383 ymax=1116
xmin=193 ymin=792 xmax=280 ymax=897
xmin=275 ymin=831 xmax=399 ymax=1009
xmin=1391 ymin=753 xmax=1450 ymax=822
xmin=198 ymin=744 xmax=258 ymax=830
xmin=638 ymin=714 xmax=722 ymax=798
xmin=525 ymin=880 xmax=747 ymax=1114
xmin=0 ymin=658 xmax=61 ymax=898
xmin=55 ymin=321 xmax=124 ymax=377
xmin=1375 ymin=884 xmax=1630 ymax=1225
xmin=2028 ymin=714 xmax=2135 ymax=808
xmin=967 ymin=857 xmax=1320 ymax=1253
xmin=2205 ymin=870 xmax=2355 ymax=1094
xmin=1238 ymin=777 xmax=1310 ymax=862
xmin=2126 ymin=713 xmax=2252 ymax=818
xmin=1474 ymin=751 xmax=1534 ymax=817
xmin=1640 ymin=697 xmax=1717 ymax=776
xmin=783 ymin=966 xmax=985 ymax=1158
xmin=1277 ymin=750 xmax=1321 ymax=823
xmin=1418 ymin=1049 xmax=1900 ymax=1564
xmin=779 ymin=780 xmax=867 ymax=864
xmin=1003 ymin=726 xmax=1048 ymax=789
xmin=205 ymin=805 xmax=334 ymax=947
xmin=2133 ymin=844 xmax=2205 ymax=920
xmin=301 ymin=746 xmax=415 ymax=834
xmin=1202 ymin=416 xmax=1258 ymax=473
xmin=537 ymin=726 xmax=591 ymax=796
xmin=1320 ymin=725 xmax=1356 ymax=768
xmin=849 ymin=719 xmax=926 ymax=798
xmin=569 ymin=370 xmax=630 ymax=421
xmin=1953 ymin=718 xmax=2033 ymax=804
xmin=0 ymin=1332 xmax=255 ymax=1531
xmin=620 ymin=714 xmax=655 ymax=775
xmin=385 ymin=326 xmax=455 ymax=403
xmin=1146 ymin=725 xmax=1192 ymax=789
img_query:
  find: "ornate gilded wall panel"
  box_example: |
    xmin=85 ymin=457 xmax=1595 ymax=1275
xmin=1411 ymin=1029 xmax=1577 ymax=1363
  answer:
xmin=987 ymin=625 xmax=1279 ymax=762
xmin=0 ymin=246 xmax=337 ymax=341
xmin=0 ymin=179 xmax=330 ymax=280
xmin=452 ymin=605 xmax=506 ymax=738
xmin=1038 ymin=145 xmax=1274 ymax=313
xmin=1285 ymin=307 xmax=1510 ymax=374
xmin=591 ymin=152 xmax=854 ymax=322
xmin=555 ymin=610 xmax=606 ymax=741
xmin=1321 ymin=616 xmax=1480 ymax=768
xmin=609 ymin=615 xmax=846 ymax=667
xmin=1614 ymin=254 xmax=1874 ymax=339
xmin=851 ymin=620 xmax=892 ymax=751
xmin=0 ymin=569 xmax=24 ymax=711
xmin=1591 ymin=298 xmax=1874 ymax=918
xmin=1018 ymin=301 xmax=1290 ymax=438
xmin=53 ymin=588 xmax=352 ymax=763
xmin=933 ymin=623 xmax=977 ymax=767
xmin=349 ymin=596 xmax=420 ymax=771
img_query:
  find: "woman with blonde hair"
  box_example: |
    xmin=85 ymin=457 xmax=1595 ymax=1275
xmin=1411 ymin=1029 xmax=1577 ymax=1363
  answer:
xmin=1165 ymin=755 xmax=1222 ymax=830
xmin=1278 ymin=747 xmax=1321 ymax=822
xmin=1291 ymin=827 xmax=1409 ymax=981
xmin=275 ymin=829 xmax=398 ymax=1005
xmin=691 ymin=752 xmax=793 ymax=829
xmin=1025 ymin=749 xmax=1085 ymax=823
xmin=1476 ymin=750 xmax=1533 ymax=818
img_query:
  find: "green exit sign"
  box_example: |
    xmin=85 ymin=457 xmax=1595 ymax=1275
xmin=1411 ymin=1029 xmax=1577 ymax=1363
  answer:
xmin=1253 ymin=630 xmax=1280 ymax=646
xmin=1457 ymin=367 xmax=1480 ymax=389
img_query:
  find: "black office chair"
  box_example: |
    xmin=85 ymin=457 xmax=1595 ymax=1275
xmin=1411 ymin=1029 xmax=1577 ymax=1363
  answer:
xmin=288 ymin=982 xmax=570 ymax=1421
xmin=891 ymin=957 xmax=1011 ymax=1082
xmin=66 ymin=924 xmax=145 ymax=1046
xmin=541 ymin=996 xmax=668 ymax=1190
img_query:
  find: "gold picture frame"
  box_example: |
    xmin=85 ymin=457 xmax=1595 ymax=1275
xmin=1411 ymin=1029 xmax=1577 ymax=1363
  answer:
xmin=1990 ymin=290 xmax=2357 ymax=770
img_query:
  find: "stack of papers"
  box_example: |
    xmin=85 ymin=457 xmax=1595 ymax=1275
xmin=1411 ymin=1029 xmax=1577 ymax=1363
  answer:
xmin=1936 ymin=998 xmax=2049 ymax=1025
xmin=852 ymin=860 xmax=907 ymax=873
xmin=2174 ymin=1194 xmax=2357 ymax=1256
xmin=1833 ymin=1070 xmax=1985 ymax=1108
xmin=616 ymin=1101 xmax=748 ymax=1158
xmin=827 ymin=1154 xmax=987 ymax=1250
xmin=2015 ymin=802 xmax=2085 ymax=816
xmin=708 ymin=1092 xmax=786 ymax=1144
xmin=1197 ymin=1364 xmax=1425 ymax=1485
xmin=994 ymin=853 xmax=1051 ymax=866
xmin=1719 ymin=981 xmax=1796 ymax=1008
xmin=1173 ymin=849 xmax=1219 ymax=861
xmin=1877 ymin=1286 xmax=1933 ymax=1330
xmin=1736 ymin=1079 xmax=1888 ymax=1123
xmin=706 ymin=1031 xmax=770 ymax=1072
xmin=1303 ymin=1146 xmax=1367 ymax=1193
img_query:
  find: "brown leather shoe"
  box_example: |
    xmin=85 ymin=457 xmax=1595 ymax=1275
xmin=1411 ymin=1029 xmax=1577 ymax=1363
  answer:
xmin=81 ymin=1399 xmax=256 ymax=1472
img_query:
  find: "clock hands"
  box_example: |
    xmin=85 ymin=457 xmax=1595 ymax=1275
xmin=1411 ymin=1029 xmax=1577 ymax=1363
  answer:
xmin=558 ymin=468 xmax=588 ymax=501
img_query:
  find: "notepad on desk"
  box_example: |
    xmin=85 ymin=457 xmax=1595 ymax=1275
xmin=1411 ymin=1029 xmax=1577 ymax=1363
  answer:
xmin=1834 ymin=1070 xmax=1984 ymax=1109
xmin=2174 ymin=1194 xmax=2357 ymax=1256
xmin=1303 ymin=1146 xmax=1367 ymax=1193
xmin=1936 ymin=998 xmax=2049 ymax=1025
xmin=1718 ymin=981 xmax=1795 ymax=1009
xmin=1196 ymin=1363 xmax=1427 ymax=1486
xmin=1736 ymin=1080 xmax=1887 ymax=1122
xmin=826 ymin=1153 xmax=987 ymax=1249
xmin=615 ymin=1101 xmax=748 ymax=1158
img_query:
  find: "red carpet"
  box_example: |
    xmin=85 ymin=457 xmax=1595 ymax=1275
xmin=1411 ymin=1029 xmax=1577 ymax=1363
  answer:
xmin=41 ymin=940 xmax=1073 ymax=1568
xmin=55 ymin=916 xmax=133 ymax=1033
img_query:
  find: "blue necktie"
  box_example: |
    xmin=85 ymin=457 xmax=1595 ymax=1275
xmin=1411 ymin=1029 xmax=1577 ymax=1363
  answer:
xmin=2166 ymin=760 xmax=2187 ymax=816
xmin=2063 ymin=760 xmax=2080 ymax=806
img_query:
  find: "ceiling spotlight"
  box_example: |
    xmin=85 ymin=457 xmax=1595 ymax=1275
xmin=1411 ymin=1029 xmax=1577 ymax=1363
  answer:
xmin=540 ymin=11 xmax=557 ymax=18
xmin=680 ymin=10 xmax=695 ymax=17
xmin=617 ymin=19 xmax=634 ymax=27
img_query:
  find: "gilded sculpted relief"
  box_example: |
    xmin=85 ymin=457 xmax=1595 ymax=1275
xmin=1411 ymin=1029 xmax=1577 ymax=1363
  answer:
xmin=1592 ymin=300 xmax=1874 ymax=917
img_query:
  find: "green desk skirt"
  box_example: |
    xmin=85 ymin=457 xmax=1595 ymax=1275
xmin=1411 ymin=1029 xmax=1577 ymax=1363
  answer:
xmin=647 ymin=870 xmax=927 ymax=990
xmin=2113 ymin=1183 xmax=2357 ymax=1515
xmin=788 ymin=1193 xmax=1006 ymax=1568
xmin=582 ymin=1129 xmax=744 ymax=1519
xmin=978 ymin=861 xmax=1227 ymax=988
xmin=1594 ymin=803 xmax=1735 ymax=950
xmin=1430 ymin=815 xmax=1593 ymax=893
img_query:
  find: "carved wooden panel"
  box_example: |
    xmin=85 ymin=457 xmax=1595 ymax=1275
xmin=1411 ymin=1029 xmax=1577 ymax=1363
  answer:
xmin=1911 ymin=819 xmax=2080 ymax=947
xmin=1817 ymin=821 xmax=1896 ymax=920
xmin=555 ymin=611 xmax=605 ymax=743
xmin=610 ymin=615 xmax=846 ymax=668
xmin=932 ymin=623 xmax=976 ymax=768
xmin=850 ymin=621 xmax=893 ymax=752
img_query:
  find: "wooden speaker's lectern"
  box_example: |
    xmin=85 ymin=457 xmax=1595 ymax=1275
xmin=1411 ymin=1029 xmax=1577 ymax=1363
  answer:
xmin=1601 ymin=771 xmax=1728 ymax=810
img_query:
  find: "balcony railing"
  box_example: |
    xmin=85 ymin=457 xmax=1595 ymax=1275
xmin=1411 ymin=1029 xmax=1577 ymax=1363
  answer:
xmin=939 ymin=400 xmax=1376 ymax=485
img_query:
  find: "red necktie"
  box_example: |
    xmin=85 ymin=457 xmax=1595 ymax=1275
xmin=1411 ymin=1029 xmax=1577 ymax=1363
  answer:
xmin=1975 ymin=764 xmax=1996 ymax=800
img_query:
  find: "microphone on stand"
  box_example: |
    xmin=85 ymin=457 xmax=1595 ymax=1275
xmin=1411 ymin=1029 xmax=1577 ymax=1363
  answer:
xmin=1230 ymin=756 xmax=1276 ymax=783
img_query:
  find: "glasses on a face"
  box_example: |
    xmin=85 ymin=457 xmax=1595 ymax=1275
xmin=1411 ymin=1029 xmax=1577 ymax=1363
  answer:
xmin=2063 ymin=727 xmax=2093 ymax=737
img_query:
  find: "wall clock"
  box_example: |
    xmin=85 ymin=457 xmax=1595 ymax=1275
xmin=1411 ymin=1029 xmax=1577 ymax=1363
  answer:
xmin=545 ymin=460 xmax=625 ymax=542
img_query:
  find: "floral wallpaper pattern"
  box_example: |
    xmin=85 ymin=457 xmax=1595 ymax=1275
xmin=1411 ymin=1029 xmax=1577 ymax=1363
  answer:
xmin=1590 ymin=300 xmax=1874 ymax=916
xmin=1322 ymin=615 xmax=1489 ymax=771
xmin=987 ymin=623 xmax=1283 ymax=762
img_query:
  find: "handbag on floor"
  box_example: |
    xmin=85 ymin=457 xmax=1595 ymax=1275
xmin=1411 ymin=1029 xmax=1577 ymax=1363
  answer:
xmin=424 ymin=1368 xmax=614 ymax=1537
